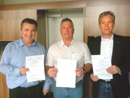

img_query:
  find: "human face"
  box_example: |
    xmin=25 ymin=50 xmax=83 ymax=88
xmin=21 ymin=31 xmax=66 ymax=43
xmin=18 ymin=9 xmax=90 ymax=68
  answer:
xmin=60 ymin=21 xmax=74 ymax=40
xmin=20 ymin=23 xmax=37 ymax=47
xmin=99 ymin=14 xmax=115 ymax=38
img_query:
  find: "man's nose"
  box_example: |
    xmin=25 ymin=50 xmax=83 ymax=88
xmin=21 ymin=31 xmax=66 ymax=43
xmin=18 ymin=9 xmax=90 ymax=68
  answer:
xmin=105 ymin=23 xmax=108 ymax=27
xmin=28 ymin=31 xmax=32 ymax=35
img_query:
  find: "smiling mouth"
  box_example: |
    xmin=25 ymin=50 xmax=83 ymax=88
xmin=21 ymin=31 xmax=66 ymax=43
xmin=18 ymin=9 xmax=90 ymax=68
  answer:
xmin=65 ymin=32 xmax=69 ymax=33
xmin=26 ymin=35 xmax=32 ymax=38
xmin=104 ymin=29 xmax=109 ymax=30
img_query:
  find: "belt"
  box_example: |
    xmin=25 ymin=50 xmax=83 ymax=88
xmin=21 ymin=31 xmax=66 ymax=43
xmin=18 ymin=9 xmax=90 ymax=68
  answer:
xmin=18 ymin=82 xmax=42 ymax=90
xmin=99 ymin=80 xmax=111 ymax=84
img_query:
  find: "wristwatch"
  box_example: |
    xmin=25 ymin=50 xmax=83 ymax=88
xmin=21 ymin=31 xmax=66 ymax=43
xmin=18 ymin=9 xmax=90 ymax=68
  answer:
xmin=83 ymin=68 xmax=86 ymax=74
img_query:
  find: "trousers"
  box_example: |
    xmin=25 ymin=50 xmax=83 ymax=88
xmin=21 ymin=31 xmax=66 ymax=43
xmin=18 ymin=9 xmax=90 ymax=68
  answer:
xmin=9 ymin=82 xmax=43 ymax=98
xmin=53 ymin=80 xmax=83 ymax=98
xmin=98 ymin=81 xmax=114 ymax=98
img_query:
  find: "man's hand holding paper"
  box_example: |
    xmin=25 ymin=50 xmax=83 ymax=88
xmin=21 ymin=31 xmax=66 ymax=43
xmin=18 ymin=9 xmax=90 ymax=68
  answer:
xmin=26 ymin=55 xmax=46 ymax=82
xmin=47 ymin=67 xmax=58 ymax=77
xmin=75 ymin=68 xmax=84 ymax=77
xmin=91 ymin=55 xmax=113 ymax=80
xmin=106 ymin=65 xmax=121 ymax=74
xmin=56 ymin=59 xmax=77 ymax=88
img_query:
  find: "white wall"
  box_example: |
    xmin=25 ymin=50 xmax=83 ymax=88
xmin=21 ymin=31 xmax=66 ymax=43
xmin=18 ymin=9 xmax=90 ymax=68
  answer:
xmin=46 ymin=12 xmax=83 ymax=49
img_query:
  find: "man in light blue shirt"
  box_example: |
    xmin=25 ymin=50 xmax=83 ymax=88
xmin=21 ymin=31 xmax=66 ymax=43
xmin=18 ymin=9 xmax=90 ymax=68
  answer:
xmin=0 ymin=18 xmax=52 ymax=98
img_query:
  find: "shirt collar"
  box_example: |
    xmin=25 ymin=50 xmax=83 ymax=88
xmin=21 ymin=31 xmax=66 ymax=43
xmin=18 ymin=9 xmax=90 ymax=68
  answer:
xmin=59 ymin=39 xmax=74 ymax=48
xmin=19 ymin=38 xmax=36 ymax=47
xmin=101 ymin=34 xmax=114 ymax=41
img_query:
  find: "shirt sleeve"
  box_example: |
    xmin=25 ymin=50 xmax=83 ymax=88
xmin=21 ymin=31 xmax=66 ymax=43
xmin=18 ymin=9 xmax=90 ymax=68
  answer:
xmin=45 ymin=46 xmax=54 ymax=67
xmin=84 ymin=43 xmax=92 ymax=64
xmin=43 ymin=73 xmax=52 ymax=90
xmin=0 ymin=43 xmax=21 ymax=77
xmin=43 ymin=46 xmax=52 ymax=89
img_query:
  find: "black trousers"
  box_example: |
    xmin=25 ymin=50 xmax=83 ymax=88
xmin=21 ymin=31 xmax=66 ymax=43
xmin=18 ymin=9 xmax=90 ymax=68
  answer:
xmin=9 ymin=82 xmax=43 ymax=98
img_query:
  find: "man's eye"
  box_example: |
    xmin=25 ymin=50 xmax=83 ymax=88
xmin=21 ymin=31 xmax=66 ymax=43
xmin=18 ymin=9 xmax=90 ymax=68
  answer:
xmin=31 ymin=30 xmax=36 ymax=32
xmin=68 ymin=27 xmax=72 ymax=29
xmin=62 ymin=27 xmax=65 ymax=29
xmin=101 ymin=22 xmax=105 ymax=24
xmin=25 ymin=29 xmax=28 ymax=31
xmin=108 ymin=21 xmax=112 ymax=23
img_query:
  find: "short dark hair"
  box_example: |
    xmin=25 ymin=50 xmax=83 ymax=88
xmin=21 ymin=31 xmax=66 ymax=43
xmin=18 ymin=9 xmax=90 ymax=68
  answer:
xmin=98 ymin=11 xmax=115 ymax=24
xmin=60 ymin=18 xmax=74 ymax=28
xmin=21 ymin=18 xmax=38 ymax=30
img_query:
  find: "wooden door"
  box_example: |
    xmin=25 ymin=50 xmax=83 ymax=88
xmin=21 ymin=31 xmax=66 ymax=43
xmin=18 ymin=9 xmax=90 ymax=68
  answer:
xmin=0 ymin=57 xmax=9 ymax=98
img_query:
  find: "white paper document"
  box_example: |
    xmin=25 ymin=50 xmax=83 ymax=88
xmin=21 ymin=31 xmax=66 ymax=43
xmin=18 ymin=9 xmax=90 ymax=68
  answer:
xmin=91 ymin=55 xmax=113 ymax=80
xmin=26 ymin=55 xmax=45 ymax=82
xmin=56 ymin=59 xmax=77 ymax=88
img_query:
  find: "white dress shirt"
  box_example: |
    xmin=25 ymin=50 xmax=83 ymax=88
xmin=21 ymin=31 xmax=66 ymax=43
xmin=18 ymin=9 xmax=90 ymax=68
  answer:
xmin=101 ymin=34 xmax=113 ymax=57
xmin=46 ymin=39 xmax=92 ymax=83
xmin=100 ymin=34 xmax=114 ymax=80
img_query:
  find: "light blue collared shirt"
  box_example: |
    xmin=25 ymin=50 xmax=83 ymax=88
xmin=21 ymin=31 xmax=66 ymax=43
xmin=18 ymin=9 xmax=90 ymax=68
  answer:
xmin=0 ymin=38 xmax=52 ymax=89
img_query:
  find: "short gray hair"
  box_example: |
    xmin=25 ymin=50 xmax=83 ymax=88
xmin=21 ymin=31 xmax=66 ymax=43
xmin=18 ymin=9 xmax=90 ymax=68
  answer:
xmin=60 ymin=18 xmax=74 ymax=29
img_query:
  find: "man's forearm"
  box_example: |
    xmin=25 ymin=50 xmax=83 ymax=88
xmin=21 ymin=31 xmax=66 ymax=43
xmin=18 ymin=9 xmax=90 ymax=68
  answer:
xmin=83 ymin=63 xmax=92 ymax=73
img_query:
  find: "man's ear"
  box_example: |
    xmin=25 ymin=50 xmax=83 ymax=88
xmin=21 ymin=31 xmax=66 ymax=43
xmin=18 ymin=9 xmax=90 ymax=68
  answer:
xmin=98 ymin=24 xmax=101 ymax=29
xmin=20 ymin=28 xmax=22 ymax=34
xmin=113 ymin=22 xmax=116 ymax=28
xmin=73 ymin=29 xmax=74 ymax=34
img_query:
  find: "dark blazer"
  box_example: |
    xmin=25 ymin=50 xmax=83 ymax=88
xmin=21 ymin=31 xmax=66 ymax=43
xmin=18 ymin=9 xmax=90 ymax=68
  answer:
xmin=88 ymin=34 xmax=130 ymax=98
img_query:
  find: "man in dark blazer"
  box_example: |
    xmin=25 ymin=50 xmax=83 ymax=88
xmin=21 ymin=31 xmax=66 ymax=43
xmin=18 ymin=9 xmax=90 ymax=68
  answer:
xmin=88 ymin=11 xmax=130 ymax=98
